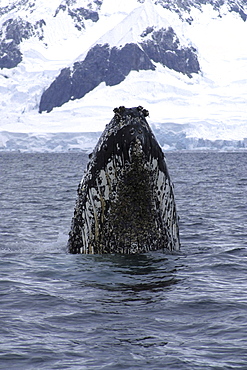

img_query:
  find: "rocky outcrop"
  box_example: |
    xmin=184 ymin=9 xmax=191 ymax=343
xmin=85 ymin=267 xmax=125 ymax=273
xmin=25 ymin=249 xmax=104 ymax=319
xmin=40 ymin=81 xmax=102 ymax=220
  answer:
xmin=39 ymin=43 xmax=156 ymax=113
xmin=0 ymin=18 xmax=45 ymax=69
xmin=39 ymin=27 xmax=200 ymax=112
xmin=0 ymin=0 xmax=102 ymax=69
xmin=68 ymin=8 xmax=99 ymax=30
xmin=54 ymin=3 xmax=100 ymax=31
xmin=0 ymin=40 xmax=22 ymax=69
xmin=141 ymin=27 xmax=199 ymax=75
xmin=149 ymin=0 xmax=247 ymax=22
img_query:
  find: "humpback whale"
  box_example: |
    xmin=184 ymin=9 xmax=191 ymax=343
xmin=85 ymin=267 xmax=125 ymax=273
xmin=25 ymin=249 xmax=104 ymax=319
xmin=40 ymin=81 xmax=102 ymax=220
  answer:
xmin=68 ymin=106 xmax=180 ymax=254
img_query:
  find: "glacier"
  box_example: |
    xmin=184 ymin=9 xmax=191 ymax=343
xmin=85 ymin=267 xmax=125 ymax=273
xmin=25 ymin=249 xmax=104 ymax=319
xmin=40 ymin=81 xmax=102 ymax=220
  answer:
xmin=0 ymin=0 xmax=247 ymax=152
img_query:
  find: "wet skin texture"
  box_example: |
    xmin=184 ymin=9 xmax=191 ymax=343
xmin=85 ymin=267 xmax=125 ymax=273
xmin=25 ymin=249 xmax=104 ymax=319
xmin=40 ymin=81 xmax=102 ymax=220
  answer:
xmin=68 ymin=106 xmax=180 ymax=254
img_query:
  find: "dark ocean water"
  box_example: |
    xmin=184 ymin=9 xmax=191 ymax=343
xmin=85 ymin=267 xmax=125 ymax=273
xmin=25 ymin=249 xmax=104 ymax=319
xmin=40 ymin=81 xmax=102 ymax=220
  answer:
xmin=0 ymin=152 xmax=246 ymax=370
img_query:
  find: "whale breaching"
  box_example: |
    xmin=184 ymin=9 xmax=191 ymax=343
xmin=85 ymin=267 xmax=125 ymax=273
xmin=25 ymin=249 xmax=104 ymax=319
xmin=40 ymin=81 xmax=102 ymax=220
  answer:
xmin=68 ymin=106 xmax=180 ymax=254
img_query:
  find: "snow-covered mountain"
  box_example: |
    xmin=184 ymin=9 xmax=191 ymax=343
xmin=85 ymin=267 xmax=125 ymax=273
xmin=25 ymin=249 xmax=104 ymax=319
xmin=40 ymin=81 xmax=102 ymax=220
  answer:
xmin=0 ymin=0 xmax=247 ymax=151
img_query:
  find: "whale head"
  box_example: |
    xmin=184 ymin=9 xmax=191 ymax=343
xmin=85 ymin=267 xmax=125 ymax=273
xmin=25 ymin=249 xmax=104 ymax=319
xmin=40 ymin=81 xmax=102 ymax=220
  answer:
xmin=68 ymin=106 xmax=180 ymax=254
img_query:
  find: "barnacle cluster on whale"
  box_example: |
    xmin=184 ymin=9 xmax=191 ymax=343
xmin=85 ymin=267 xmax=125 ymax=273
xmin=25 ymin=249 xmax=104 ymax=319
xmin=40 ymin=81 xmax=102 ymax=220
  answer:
xmin=68 ymin=106 xmax=180 ymax=254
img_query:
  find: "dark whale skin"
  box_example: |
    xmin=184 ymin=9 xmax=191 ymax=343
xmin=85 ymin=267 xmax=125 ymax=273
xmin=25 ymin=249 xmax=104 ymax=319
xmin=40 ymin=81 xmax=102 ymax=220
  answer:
xmin=68 ymin=106 xmax=180 ymax=254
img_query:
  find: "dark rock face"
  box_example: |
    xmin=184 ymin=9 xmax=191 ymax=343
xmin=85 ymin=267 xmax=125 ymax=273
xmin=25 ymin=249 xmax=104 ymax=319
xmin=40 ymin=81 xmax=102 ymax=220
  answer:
xmin=68 ymin=7 xmax=99 ymax=25
xmin=39 ymin=43 xmax=156 ymax=112
xmin=1 ymin=0 xmax=246 ymax=71
xmin=105 ymin=43 xmax=155 ymax=86
xmin=230 ymin=5 xmax=247 ymax=21
xmin=0 ymin=17 xmax=45 ymax=69
xmin=39 ymin=68 xmax=72 ymax=113
xmin=141 ymin=27 xmax=200 ymax=75
xmin=149 ymin=0 xmax=247 ymax=22
xmin=0 ymin=40 xmax=22 ymax=69
xmin=0 ymin=0 xmax=101 ymax=69
xmin=0 ymin=0 xmax=31 ymax=17
xmin=54 ymin=0 xmax=102 ymax=30
xmin=68 ymin=106 xmax=180 ymax=254
xmin=39 ymin=26 xmax=199 ymax=112
xmin=55 ymin=4 xmax=99 ymax=31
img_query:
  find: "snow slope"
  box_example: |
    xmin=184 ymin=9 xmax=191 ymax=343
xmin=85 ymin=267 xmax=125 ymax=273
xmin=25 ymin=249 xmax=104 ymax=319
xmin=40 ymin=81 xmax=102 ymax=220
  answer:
xmin=0 ymin=0 xmax=247 ymax=151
